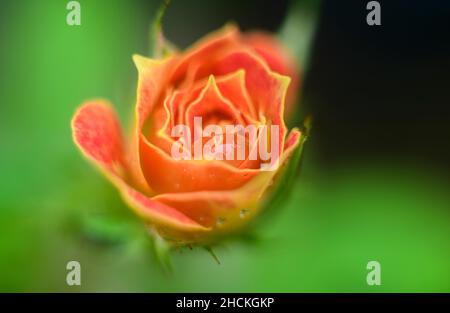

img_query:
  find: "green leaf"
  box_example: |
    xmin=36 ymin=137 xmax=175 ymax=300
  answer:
xmin=79 ymin=215 xmax=139 ymax=245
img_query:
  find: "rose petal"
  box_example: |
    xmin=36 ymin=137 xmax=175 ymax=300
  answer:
xmin=243 ymin=32 xmax=300 ymax=115
xmin=150 ymin=72 xmax=262 ymax=169
xmin=139 ymin=134 xmax=260 ymax=193
xmin=169 ymin=24 xmax=240 ymax=84
xmin=153 ymin=128 xmax=302 ymax=231
xmin=131 ymin=55 xmax=177 ymax=192
xmin=215 ymin=69 xmax=258 ymax=123
xmin=184 ymin=75 xmax=244 ymax=132
xmin=212 ymin=49 xmax=289 ymax=157
xmin=133 ymin=55 xmax=176 ymax=129
xmin=71 ymin=100 xmax=126 ymax=176
xmin=71 ymin=100 xmax=209 ymax=234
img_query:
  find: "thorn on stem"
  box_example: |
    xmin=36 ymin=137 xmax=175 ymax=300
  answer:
xmin=205 ymin=246 xmax=221 ymax=265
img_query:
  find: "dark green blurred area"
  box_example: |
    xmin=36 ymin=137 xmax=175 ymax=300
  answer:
xmin=0 ymin=0 xmax=449 ymax=292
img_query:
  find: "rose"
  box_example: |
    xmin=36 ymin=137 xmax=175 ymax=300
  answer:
xmin=243 ymin=32 xmax=300 ymax=116
xmin=71 ymin=25 xmax=304 ymax=244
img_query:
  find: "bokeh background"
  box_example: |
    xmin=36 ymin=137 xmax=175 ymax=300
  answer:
xmin=0 ymin=0 xmax=449 ymax=292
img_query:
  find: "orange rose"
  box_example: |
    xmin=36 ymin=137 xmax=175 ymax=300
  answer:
xmin=71 ymin=25 xmax=304 ymax=244
xmin=243 ymin=32 xmax=300 ymax=116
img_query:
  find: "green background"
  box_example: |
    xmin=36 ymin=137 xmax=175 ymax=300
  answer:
xmin=0 ymin=0 xmax=449 ymax=292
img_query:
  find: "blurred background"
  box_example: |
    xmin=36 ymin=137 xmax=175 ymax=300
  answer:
xmin=0 ymin=0 xmax=449 ymax=292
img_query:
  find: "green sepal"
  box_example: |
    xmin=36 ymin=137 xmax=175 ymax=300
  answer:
xmin=260 ymin=117 xmax=312 ymax=215
xmin=148 ymin=227 xmax=173 ymax=272
xmin=149 ymin=0 xmax=178 ymax=58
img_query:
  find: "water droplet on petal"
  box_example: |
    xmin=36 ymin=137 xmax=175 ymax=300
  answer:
xmin=240 ymin=209 xmax=248 ymax=218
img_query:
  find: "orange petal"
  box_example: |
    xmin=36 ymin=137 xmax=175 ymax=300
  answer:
xmin=184 ymin=75 xmax=244 ymax=132
xmin=214 ymin=49 xmax=288 ymax=117
xmin=153 ymin=128 xmax=303 ymax=233
xmin=144 ymin=93 xmax=175 ymax=155
xmin=150 ymin=73 xmax=260 ymax=169
xmin=139 ymin=134 xmax=260 ymax=193
xmin=131 ymin=55 xmax=177 ymax=193
xmin=133 ymin=55 xmax=176 ymax=129
xmin=120 ymin=185 xmax=209 ymax=237
xmin=71 ymin=100 xmax=208 ymax=235
xmin=284 ymin=127 xmax=301 ymax=150
xmin=71 ymin=100 xmax=127 ymax=177
xmin=213 ymin=49 xmax=289 ymax=154
xmin=215 ymin=69 xmax=258 ymax=123
xmin=244 ymin=32 xmax=300 ymax=115
xmin=169 ymin=24 xmax=240 ymax=84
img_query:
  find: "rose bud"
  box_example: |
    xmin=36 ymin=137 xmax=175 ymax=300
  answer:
xmin=71 ymin=25 xmax=305 ymax=244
